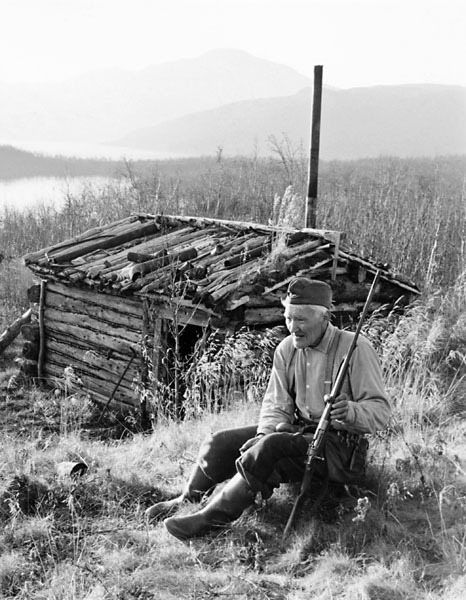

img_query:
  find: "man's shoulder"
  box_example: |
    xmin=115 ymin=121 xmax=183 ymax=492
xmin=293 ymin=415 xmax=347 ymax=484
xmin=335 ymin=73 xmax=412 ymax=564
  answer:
xmin=337 ymin=328 xmax=378 ymax=358
xmin=335 ymin=326 xmax=371 ymax=343
xmin=335 ymin=327 xmax=377 ymax=354
xmin=338 ymin=328 xmax=354 ymax=344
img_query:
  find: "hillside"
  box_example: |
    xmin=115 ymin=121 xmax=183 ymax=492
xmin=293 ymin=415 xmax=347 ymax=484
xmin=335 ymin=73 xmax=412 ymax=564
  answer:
xmin=116 ymin=84 xmax=466 ymax=159
xmin=0 ymin=145 xmax=123 ymax=180
xmin=0 ymin=49 xmax=310 ymax=144
xmin=2 ymin=48 xmax=464 ymax=160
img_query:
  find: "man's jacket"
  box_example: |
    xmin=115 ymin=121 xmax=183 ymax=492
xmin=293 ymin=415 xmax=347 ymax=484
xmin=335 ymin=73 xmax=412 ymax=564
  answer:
xmin=257 ymin=323 xmax=391 ymax=436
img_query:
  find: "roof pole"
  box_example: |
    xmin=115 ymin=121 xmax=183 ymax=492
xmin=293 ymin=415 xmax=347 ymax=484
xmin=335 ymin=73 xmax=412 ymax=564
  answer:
xmin=305 ymin=65 xmax=323 ymax=229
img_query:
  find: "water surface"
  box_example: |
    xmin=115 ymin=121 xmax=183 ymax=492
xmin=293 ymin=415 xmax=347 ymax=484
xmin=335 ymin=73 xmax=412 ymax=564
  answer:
xmin=0 ymin=176 xmax=115 ymax=212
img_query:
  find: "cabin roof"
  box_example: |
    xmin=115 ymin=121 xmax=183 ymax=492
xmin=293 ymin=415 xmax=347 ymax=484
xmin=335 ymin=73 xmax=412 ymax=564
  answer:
xmin=23 ymin=213 xmax=420 ymax=320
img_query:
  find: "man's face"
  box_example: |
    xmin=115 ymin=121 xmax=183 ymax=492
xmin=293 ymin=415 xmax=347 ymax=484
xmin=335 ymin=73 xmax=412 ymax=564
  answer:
xmin=284 ymin=303 xmax=328 ymax=349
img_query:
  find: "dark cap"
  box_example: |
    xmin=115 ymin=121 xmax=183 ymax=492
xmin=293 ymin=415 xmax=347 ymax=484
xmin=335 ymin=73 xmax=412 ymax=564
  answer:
xmin=286 ymin=277 xmax=332 ymax=308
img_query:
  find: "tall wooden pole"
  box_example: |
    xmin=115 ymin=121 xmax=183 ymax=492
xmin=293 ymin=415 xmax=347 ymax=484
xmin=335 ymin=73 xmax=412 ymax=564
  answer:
xmin=38 ymin=279 xmax=47 ymax=381
xmin=305 ymin=65 xmax=323 ymax=229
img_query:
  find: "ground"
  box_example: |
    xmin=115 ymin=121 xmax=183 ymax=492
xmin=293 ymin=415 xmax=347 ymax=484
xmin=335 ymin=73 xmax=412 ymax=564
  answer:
xmin=1 ymin=348 xmax=466 ymax=599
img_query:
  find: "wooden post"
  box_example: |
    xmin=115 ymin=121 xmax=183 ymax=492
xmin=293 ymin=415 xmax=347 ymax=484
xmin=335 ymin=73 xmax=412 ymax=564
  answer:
xmin=140 ymin=298 xmax=150 ymax=429
xmin=305 ymin=65 xmax=323 ymax=229
xmin=37 ymin=279 xmax=47 ymax=381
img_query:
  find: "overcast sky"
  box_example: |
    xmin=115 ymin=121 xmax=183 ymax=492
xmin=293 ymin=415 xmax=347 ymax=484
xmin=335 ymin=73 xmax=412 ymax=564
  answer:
xmin=1 ymin=0 xmax=465 ymax=88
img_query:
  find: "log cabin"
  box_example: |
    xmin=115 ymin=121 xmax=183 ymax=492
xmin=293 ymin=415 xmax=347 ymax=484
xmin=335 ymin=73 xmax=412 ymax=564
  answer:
xmin=22 ymin=213 xmax=419 ymax=414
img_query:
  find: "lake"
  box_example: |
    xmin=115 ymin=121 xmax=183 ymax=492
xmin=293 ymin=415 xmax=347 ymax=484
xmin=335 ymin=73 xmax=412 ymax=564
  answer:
xmin=0 ymin=139 xmax=178 ymax=213
xmin=0 ymin=175 xmax=117 ymax=212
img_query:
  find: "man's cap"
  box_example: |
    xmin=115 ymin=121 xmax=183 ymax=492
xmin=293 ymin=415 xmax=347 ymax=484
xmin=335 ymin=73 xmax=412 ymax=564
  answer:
xmin=286 ymin=277 xmax=332 ymax=308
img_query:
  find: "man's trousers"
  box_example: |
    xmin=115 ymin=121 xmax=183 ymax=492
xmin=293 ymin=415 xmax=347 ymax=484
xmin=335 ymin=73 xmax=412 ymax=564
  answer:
xmin=196 ymin=425 xmax=328 ymax=499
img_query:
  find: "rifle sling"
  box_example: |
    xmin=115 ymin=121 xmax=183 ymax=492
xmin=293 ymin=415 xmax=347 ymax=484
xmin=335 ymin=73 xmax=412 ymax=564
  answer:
xmin=325 ymin=328 xmax=343 ymax=395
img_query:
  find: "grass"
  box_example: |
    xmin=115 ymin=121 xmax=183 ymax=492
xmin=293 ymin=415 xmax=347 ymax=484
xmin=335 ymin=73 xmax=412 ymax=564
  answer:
xmin=1 ymin=280 xmax=466 ymax=598
xmin=0 ymin=389 xmax=465 ymax=599
xmin=0 ymin=259 xmax=34 ymax=331
xmin=1 ymin=152 xmax=466 ymax=598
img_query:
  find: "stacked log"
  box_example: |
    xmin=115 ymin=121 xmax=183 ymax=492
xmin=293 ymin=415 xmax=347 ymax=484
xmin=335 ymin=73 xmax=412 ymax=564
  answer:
xmin=93 ymin=226 xmax=198 ymax=281
xmin=26 ymin=217 xmax=161 ymax=267
xmin=35 ymin=281 xmax=145 ymax=408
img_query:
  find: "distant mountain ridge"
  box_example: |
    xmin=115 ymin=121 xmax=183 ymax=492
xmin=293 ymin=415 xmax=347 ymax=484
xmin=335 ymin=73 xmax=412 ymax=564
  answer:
xmin=117 ymin=84 xmax=466 ymax=159
xmin=0 ymin=145 xmax=118 ymax=180
xmin=0 ymin=49 xmax=310 ymax=144
xmin=1 ymin=49 xmax=464 ymax=160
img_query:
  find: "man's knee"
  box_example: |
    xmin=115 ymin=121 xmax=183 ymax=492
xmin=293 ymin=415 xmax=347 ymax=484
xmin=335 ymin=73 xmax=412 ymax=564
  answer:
xmin=198 ymin=429 xmax=240 ymax=460
xmin=197 ymin=426 xmax=256 ymax=483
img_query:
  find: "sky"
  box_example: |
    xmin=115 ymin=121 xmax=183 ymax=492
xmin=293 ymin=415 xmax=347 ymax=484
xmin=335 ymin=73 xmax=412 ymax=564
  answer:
xmin=1 ymin=0 xmax=465 ymax=88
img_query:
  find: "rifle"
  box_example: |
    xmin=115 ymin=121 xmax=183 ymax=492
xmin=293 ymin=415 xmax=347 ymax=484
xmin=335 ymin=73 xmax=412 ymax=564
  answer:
xmin=281 ymin=270 xmax=381 ymax=542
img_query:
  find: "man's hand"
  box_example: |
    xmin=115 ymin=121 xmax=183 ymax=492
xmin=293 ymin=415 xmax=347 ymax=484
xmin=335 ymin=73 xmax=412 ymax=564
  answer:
xmin=327 ymin=393 xmax=350 ymax=424
xmin=239 ymin=434 xmax=265 ymax=453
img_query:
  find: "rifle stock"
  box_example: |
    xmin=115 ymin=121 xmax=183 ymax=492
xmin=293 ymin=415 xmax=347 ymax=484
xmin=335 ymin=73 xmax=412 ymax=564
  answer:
xmin=281 ymin=270 xmax=381 ymax=542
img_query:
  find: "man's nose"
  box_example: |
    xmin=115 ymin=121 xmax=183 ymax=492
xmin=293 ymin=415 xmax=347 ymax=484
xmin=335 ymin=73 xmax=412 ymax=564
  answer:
xmin=289 ymin=319 xmax=300 ymax=333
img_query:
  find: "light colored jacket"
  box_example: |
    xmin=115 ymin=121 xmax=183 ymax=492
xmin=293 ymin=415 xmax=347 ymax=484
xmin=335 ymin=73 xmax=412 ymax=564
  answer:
xmin=257 ymin=323 xmax=391 ymax=436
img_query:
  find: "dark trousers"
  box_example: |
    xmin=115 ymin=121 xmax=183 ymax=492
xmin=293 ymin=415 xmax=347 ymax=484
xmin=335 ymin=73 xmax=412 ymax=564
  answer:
xmin=196 ymin=425 xmax=328 ymax=499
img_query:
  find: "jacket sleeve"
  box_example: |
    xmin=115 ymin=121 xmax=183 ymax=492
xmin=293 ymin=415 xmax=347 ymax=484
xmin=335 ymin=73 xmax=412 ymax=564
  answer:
xmin=342 ymin=336 xmax=391 ymax=435
xmin=257 ymin=338 xmax=296 ymax=434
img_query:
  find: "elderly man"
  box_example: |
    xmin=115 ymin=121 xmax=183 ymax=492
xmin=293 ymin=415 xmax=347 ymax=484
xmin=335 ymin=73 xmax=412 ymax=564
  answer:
xmin=146 ymin=278 xmax=391 ymax=540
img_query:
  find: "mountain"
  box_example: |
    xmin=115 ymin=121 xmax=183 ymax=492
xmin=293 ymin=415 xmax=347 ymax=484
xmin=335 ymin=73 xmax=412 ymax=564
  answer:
xmin=116 ymin=84 xmax=466 ymax=159
xmin=0 ymin=49 xmax=310 ymax=143
xmin=2 ymin=49 xmax=464 ymax=160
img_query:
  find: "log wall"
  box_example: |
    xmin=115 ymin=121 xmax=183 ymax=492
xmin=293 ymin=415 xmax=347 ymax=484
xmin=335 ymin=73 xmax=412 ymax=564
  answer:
xmin=40 ymin=281 xmax=145 ymax=409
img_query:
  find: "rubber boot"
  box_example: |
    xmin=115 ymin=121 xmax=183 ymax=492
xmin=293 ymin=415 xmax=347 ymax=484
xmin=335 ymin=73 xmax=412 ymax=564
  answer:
xmin=145 ymin=465 xmax=214 ymax=524
xmin=164 ymin=473 xmax=255 ymax=540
